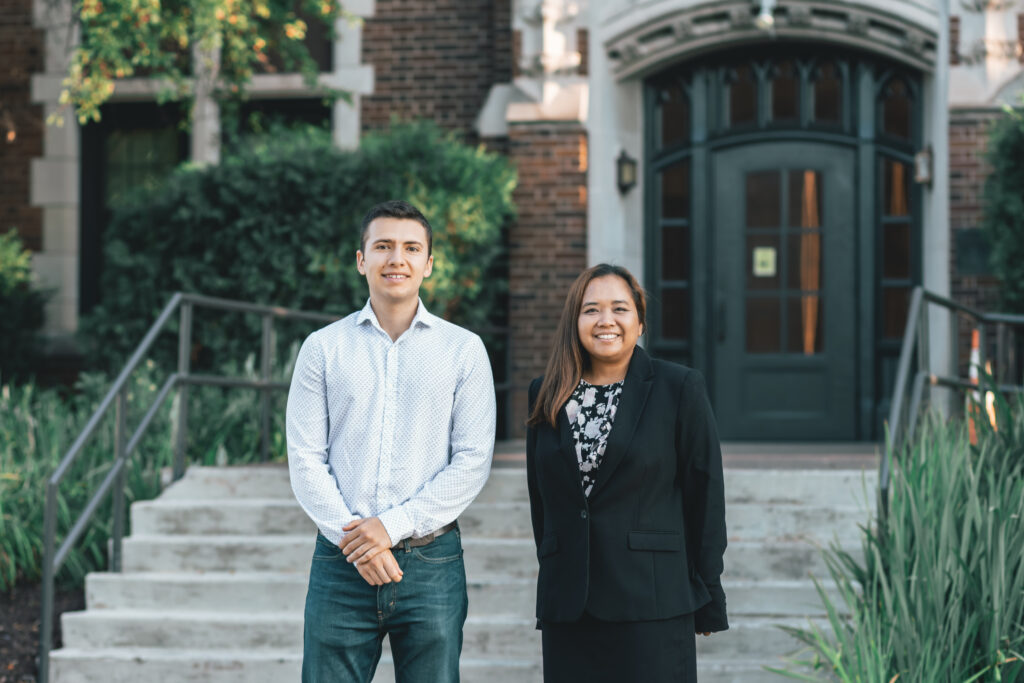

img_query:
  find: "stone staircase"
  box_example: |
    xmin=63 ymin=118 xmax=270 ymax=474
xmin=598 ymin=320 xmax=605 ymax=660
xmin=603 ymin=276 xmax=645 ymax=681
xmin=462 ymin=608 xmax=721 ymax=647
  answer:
xmin=50 ymin=462 xmax=875 ymax=682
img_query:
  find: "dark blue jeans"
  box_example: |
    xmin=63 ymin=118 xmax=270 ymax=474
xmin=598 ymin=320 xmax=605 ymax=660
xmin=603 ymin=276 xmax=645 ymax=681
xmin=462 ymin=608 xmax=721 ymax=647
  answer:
xmin=302 ymin=528 xmax=468 ymax=683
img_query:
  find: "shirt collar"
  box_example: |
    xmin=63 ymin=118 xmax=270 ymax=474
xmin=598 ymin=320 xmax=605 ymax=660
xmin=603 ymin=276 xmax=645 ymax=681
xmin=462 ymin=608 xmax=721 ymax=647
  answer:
xmin=357 ymin=298 xmax=435 ymax=332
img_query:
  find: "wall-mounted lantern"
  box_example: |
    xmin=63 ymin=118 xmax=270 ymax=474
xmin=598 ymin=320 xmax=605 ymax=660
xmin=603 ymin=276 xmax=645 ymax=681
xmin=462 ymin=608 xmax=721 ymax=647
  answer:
xmin=755 ymin=0 xmax=776 ymax=31
xmin=617 ymin=150 xmax=638 ymax=194
xmin=914 ymin=145 xmax=933 ymax=187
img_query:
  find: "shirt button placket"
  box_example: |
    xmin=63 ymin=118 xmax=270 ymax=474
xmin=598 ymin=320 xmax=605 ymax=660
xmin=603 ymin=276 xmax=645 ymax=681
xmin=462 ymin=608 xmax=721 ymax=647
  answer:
xmin=378 ymin=344 xmax=398 ymax=509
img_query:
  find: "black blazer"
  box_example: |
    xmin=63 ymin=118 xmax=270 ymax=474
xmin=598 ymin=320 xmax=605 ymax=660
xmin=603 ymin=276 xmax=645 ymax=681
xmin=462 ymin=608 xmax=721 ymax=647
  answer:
xmin=526 ymin=346 xmax=728 ymax=633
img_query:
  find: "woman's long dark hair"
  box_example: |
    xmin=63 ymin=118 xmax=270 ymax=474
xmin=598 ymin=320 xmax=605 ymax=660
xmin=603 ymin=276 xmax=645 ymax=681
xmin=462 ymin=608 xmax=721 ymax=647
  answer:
xmin=527 ymin=264 xmax=647 ymax=428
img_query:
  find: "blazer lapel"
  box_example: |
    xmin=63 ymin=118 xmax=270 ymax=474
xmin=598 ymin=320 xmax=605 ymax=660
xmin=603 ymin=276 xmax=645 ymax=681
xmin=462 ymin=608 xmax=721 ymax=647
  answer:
xmin=557 ymin=407 xmax=587 ymax=498
xmin=586 ymin=346 xmax=654 ymax=500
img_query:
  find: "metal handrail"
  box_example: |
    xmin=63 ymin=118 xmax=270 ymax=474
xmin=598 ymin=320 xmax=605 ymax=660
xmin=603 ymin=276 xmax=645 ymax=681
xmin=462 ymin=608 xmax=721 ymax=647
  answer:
xmin=38 ymin=293 xmax=340 ymax=683
xmin=881 ymin=286 xmax=1024 ymax=517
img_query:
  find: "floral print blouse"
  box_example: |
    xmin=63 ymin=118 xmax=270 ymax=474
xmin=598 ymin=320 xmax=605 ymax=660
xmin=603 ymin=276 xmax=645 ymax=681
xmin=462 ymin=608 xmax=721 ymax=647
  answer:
xmin=564 ymin=378 xmax=624 ymax=497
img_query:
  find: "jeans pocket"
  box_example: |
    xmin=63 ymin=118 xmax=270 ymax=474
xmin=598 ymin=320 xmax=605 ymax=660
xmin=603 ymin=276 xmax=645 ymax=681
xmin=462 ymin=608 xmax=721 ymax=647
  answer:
xmin=312 ymin=533 xmax=343 ymax=561
xmin=412 ymin=532 xmax=463 ymax=564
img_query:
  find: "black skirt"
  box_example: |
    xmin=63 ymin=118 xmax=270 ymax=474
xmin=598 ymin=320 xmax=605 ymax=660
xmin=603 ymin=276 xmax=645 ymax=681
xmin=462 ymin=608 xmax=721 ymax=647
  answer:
xmin=541 ymin=611 xmax=697 ymax=683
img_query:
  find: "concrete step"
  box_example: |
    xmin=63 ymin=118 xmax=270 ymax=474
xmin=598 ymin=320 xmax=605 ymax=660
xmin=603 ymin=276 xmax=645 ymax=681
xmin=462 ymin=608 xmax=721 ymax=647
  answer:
xmin=50 ymin=649 xmax=789 ymax=683
xmin=121 ymin=534 xmax=854 ymax=581
xmin=85 ymin=572 xmax=538 ymax=618
xmin=160 ymin=466 xmax=294 ymax=500
xmin=695 ymin=617 xmax=811 ymax=658
xmin=130 ymin=499 xmax=316 ymax=536
xmin=725 ymin=469 xmax=877 ymax=508
xmin=163 ymin=465 xmax=876 ymax=509
xmin=63 ymin=608 xmax=813 ymax=660
xmin=86 ymin=573 xmax=308 ymax=613
xmin=87 ymin=571 xmax=841 ymax=620
xmin=50 ymin=648 xmax=303 ymax=683
xmin=161 ymin=467 xmax=531 ymax=504
xmin=723 ymin=540 xmax=858 ymax=581
xmin=725 ymin=579 xmax=843 ymax=617
xmin=120 ymin=536 xmax=540 ymax=577
xmin=62 ymin=610 xmax=541 ymax=658
xmin=726 ymin=503 xmax=867 ymax=543
xmin=131 ymin=496 xmax=866 ymax=543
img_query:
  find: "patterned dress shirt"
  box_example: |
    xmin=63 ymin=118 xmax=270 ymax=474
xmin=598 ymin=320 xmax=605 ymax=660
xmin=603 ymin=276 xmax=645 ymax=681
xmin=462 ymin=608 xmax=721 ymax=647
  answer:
xmin=286 ymin=298 xmax=496 ymax=547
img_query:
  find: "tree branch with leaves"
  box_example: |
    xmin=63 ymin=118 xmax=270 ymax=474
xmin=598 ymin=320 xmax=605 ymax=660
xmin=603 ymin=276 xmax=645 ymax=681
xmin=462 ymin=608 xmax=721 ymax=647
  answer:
xmin=55 ymin=0 xmax=351 ymax=125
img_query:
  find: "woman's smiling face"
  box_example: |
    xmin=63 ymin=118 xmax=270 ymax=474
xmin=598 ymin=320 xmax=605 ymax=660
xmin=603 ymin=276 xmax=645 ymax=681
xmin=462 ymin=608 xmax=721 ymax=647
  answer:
xmin=577 ymin=275 xmax=642 ymax=367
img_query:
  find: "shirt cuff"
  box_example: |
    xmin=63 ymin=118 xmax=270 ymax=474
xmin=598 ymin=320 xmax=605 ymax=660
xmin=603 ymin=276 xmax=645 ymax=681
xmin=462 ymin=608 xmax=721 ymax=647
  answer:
xmin=377 ymin=507 xmax=414 ymax=547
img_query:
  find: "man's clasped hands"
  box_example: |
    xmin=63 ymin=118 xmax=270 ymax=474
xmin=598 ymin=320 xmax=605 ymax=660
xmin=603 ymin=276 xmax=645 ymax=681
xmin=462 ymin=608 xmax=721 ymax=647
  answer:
xmin=339 ymin=517 xmax=404 ymax=586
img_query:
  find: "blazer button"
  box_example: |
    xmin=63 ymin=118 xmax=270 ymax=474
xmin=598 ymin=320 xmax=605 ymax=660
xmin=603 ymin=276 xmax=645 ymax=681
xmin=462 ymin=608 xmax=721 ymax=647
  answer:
xmin=580 ymin=510 xmax=588 ymax=519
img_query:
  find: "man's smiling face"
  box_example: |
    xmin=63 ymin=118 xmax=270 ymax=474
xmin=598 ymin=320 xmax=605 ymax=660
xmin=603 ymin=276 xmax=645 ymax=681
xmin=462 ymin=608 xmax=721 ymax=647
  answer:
xmin=356 ymin=217 xmax=434 ymax=305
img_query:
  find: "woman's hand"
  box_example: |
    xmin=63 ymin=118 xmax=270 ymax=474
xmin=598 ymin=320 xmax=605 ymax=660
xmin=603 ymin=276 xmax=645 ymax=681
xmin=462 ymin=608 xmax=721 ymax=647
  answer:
xmin=699 ymin=632 xmax=712 ymax=637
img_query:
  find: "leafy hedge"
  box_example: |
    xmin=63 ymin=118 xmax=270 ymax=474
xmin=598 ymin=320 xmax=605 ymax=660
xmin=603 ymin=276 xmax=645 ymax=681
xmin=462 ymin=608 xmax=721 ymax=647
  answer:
xmin=0 ymin=231 xmax=48 ymax=382
xmin=774 ymin=394 xmax=1024 ymax=682
xmin=80 ymin=121 xmax=516 ymax=371
xmin=984 ymin=107 xmax=1024 ymax=313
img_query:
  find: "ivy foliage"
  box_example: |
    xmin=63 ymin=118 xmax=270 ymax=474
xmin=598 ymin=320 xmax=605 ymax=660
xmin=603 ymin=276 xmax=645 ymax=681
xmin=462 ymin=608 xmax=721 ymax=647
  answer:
xmin=60 ymin=0 xmax=348 ymax=125
xmin=0 ymin=231 xmax=48 ymax=383
xmin=983 ymin=107 xmax=1024 ymax=313
xmin=79 ymin=121 xmax=517 ymax=372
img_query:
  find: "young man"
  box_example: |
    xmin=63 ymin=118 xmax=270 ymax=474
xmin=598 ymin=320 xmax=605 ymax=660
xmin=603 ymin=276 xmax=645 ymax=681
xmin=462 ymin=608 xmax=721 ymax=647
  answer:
xmin=286 ymin=200 xmax=496 ymax=683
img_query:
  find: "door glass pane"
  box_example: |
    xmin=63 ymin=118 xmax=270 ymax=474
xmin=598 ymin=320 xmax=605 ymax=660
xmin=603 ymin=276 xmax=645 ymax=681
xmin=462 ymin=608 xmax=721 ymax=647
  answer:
xmin=662 ymin=226 xmax=690 ymax=281
xmin=105 ymin=127 xmax=179 ymax=208
xmin=813 ymin=62 xmax=842 ymax=124
xmin=788 ymin=170 xmax=822 ymax=228
xmin=787 ymin=233 xmax=823 ymax=293
xmin=787 ymin=295 xmax=824 ymax=354
xmin=884 ymin=158 xmax=910 ymax=217
xmin=728 ymin=65 xmax=757 ymax=127
xmin=662 ymin=163 xmax=690 ymax=219
xmin=746 ymin=297 xmax=781 ymax=353
xmin=746 ymin=171 xmax=780 ymax=228
xmin=662 ymin=288 xmax=690 ymax=340
xmin=883 ymin=223 xmax=911 ymax=279
xmin=883 ymin=287 xmax=911 ymax=339
xmin=771 ymin=61 xmax=799 ymax=122
xmin=658 ymin=83 xmax=690 ymax=148
xmin=746 ymin=234 xmax=780 ymax=290
xmin=882 ymin=78 xmax=912 ymax=140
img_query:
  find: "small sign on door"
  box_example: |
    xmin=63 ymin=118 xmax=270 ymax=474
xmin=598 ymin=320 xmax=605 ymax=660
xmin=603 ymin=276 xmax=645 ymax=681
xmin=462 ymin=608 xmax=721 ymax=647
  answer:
xmin=753 ymin=246 xmax=777 ymax=277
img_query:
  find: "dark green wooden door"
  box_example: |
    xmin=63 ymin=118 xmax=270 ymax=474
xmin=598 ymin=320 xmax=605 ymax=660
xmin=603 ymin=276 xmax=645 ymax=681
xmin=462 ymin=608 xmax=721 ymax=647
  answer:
xmin=713 ymin=142 xmax=856 ymax=440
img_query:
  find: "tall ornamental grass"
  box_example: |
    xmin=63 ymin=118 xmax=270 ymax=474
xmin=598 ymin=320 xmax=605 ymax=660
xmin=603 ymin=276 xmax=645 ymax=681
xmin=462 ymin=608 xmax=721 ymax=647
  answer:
xmin=0 ymin=352 xmax=293 ymax=592
xmin=772 ymin=395 xmax=1024 ymax=682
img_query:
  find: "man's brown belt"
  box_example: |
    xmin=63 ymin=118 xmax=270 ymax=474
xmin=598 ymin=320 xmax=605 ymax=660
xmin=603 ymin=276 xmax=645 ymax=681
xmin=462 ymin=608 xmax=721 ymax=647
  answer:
xmin=391 ymin=521 xmax=457 ymax=551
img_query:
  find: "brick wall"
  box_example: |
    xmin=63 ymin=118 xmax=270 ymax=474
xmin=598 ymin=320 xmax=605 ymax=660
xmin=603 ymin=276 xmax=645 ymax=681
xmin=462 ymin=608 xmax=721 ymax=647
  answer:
xmin=0 ymin=0 xmax=43 ymax=251
xmin=949 ymin=112 xmax=1002 ymax=372
xmin=360 ymin=0 xmax=512 ymax=136
xmin=507 ymin=122 xmax=588 ymax=433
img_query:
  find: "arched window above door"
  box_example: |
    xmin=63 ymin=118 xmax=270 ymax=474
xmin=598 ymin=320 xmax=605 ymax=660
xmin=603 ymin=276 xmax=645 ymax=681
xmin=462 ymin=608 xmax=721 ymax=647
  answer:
xmin=879 ymin=77 xmax=915 ymax=142
xmin=709 ymin=53 xmax=852 ymax=135
xmin=653 ymin=77 xmax=690 ymax=150
xmin=811 ymin=61 xmax=844 ymax=127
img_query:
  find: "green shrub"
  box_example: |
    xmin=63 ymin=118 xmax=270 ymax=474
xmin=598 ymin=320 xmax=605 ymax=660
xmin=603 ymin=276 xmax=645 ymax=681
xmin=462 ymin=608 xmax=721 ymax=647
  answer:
xmin=983 ymin=107 xmax=1024 ymax=313
xmin=0 ymin=230 xmax=48 ymax=382
xmin=0 ymin=356 xmax=293 ymax=592
xmin=80 ymin=121 xmax=517 ymax=372
xmin=772 ymin=395 xmax=1024 ymax=682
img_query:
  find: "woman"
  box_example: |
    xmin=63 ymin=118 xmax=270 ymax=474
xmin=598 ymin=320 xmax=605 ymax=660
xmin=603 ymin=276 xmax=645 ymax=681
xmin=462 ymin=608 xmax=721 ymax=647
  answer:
xmin=526 ymin=264 xmax=728 ymax=682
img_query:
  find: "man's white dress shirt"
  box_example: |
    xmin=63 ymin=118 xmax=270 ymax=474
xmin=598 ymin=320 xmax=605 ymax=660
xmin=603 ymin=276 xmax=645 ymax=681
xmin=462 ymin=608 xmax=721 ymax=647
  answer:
xmin=286 ymin=298 xmax=496 ymax=547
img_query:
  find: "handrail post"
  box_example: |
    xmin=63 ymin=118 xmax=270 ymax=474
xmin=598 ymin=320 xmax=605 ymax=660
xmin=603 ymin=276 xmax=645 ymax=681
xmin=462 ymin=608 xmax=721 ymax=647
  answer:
xmin=110 ymin=388 xmax=127 ymax=572
xmin=977 ymin=323 xmax=988 ymax=382
xmin=260 ymin=315 xmax=273 ymax=463
xmin=174 ymin=303 xmax=193 ymax=480
xmin=39 ymin=482 xmax=57 ymax=683
xmin=918 ymin=297 xmax=930 ymax=377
